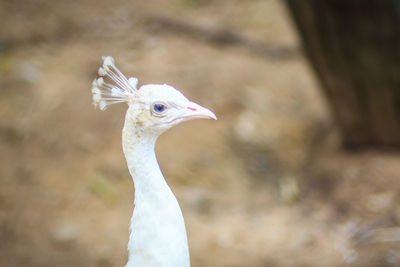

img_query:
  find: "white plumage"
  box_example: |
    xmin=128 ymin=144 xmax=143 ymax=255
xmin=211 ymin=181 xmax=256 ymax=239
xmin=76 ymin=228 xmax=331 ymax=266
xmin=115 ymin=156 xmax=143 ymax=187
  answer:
xmin=91 ymin=57 xmax=216 ymax=267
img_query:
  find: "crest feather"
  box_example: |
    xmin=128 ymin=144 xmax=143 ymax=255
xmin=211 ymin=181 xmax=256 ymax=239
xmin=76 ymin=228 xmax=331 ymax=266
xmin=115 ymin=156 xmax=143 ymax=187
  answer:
xmin=91 ymin=56 xmax=138 ymax=110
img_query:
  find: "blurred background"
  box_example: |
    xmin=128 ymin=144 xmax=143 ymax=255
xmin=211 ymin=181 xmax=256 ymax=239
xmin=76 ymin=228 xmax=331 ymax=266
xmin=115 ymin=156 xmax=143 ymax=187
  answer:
xmin=0 ymin=0 xmax=399 ymax=266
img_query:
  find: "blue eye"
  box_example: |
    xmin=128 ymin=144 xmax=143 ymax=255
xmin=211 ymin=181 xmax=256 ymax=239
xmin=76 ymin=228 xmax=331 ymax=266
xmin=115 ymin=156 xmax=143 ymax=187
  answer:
xmin=154 ymin=103 xmax=166 ymax=112
xmin=151 ymin=102 xmax=168 ymax=116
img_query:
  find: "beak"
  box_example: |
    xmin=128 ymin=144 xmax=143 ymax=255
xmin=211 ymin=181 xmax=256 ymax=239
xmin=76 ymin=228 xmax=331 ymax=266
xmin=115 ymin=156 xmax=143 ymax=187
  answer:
xmin=185 ymin=101 xmax=217 ymax=120
xmin=169 ymin=101 xmax=217 ymax=124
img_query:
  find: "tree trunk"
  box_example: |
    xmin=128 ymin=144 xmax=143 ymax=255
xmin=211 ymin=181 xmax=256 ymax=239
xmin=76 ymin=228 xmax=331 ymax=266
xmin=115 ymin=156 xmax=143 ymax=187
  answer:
xmin=285 ymin=0 xmax=400 ymax=148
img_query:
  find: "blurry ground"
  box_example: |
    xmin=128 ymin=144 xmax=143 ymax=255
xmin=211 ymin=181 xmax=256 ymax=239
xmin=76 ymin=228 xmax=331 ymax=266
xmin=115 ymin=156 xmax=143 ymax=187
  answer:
xmin=0 ymin=0 xmax=399 ymax=266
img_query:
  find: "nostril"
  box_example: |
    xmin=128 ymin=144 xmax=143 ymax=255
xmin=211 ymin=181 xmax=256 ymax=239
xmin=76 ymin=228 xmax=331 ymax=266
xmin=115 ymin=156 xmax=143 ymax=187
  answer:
xmin=187 ymin=107 xmax=197 ymax=111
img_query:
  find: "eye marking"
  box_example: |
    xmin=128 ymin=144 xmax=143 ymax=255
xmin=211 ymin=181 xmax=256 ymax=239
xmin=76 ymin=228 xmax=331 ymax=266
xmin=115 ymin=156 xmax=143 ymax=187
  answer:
xmin=151 ymin=102 xmax=168 ymax=117
xmin=187 ymin=107 xmax=197 ymax=111
xmin=154 ymin=103 xmax=166 ymax=112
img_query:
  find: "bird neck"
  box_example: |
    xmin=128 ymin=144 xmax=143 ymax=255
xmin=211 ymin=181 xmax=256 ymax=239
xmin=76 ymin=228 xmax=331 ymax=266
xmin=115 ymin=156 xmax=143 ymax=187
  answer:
xmin=122 ymin=109 xmax=168 ymax=193
xmin=121 ymin=109 xmax=190 ymax=267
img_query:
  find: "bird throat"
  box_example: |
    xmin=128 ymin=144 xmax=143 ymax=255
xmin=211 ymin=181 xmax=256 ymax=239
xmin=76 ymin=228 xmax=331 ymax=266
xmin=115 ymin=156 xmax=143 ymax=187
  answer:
xmin=121 ymin=109 xmax=190 ymax=267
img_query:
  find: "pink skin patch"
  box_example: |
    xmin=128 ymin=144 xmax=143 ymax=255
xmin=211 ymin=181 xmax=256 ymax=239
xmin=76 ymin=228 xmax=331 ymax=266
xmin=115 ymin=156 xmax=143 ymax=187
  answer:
xmin=187 ymin=107 xmax=197 ymax=111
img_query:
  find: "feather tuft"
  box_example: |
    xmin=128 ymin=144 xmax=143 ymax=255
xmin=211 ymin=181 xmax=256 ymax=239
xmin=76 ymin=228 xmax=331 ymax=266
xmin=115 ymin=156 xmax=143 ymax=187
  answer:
xmin=91 ymin=87 xmax=101 ymax=95
xmin=111 ymin=86 xmax=122 ymax=97
xmin=99 ymin=100 xmax=107 ymax=110
xmin=98 ymin=67 xmax=107 ymax=77
xmin=128 ymin=77 xmax=139 ymax=89
xmin=91 ymin=56 xmax=138 ymax=110
xmin=93 ymin=93 xmax=101 ymax=102
xmin=98 ymin=77 xmax=105 ymax=86
xmin=102 ymin=56 xmax=115 ymax=67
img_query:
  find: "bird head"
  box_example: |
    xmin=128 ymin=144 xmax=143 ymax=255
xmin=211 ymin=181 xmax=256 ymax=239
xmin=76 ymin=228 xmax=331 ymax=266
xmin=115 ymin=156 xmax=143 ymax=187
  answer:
xmin=91 ymin=56 xmax=216 ymax=136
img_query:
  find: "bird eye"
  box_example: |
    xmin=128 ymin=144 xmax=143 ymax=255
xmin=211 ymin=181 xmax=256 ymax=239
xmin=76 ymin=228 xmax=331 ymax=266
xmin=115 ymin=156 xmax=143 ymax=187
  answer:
xmin=151 ymin=102 xmax=168 ymax=116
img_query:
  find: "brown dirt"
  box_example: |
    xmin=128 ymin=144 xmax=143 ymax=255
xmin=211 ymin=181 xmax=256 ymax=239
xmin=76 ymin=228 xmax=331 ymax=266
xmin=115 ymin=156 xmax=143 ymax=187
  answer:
xmin=0 ymin=0 xmax=399 ymax=266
